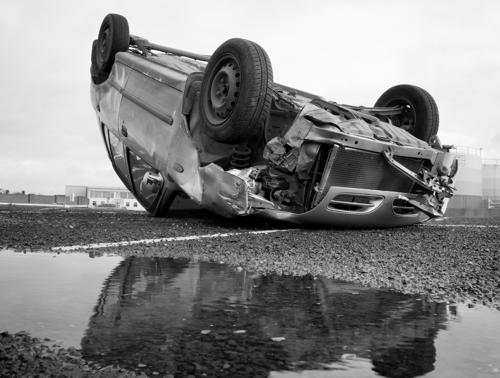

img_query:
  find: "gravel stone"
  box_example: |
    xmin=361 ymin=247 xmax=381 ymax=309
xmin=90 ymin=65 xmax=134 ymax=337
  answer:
xmin=0 ymin=331 xmax=145 ymax=377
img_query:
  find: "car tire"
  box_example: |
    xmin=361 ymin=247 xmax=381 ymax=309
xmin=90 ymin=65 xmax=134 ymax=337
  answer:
xmin=95 ymin=14 xmax=129 ymax=74
xmin=200 ymin=38 xmax=273 ymax=143
xmin=374 ymin=84 xmax=439 ymax=142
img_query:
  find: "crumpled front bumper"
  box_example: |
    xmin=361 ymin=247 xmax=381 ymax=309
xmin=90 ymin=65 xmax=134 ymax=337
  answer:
xmin=256 ymin=187 xmax=430 ymax=228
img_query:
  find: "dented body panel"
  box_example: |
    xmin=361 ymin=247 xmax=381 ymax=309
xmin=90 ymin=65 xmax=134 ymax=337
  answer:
xmin=91 ymin=39 xmax=457 ymax=227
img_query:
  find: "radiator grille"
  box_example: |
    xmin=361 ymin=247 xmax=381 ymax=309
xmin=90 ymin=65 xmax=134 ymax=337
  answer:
xmin=327 ymin=147 xmax=423 ymax=193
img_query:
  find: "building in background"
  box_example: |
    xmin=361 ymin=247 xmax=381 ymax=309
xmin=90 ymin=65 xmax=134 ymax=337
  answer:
xmin=65 ymin=185 xmax=145 ymax=211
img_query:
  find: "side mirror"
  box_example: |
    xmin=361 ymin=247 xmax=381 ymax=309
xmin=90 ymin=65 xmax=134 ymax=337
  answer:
xmin=140 ymin=171 xmax=163 ymax=194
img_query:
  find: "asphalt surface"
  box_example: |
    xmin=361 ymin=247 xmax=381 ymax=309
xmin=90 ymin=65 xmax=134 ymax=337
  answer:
xmin=1 ymin=205 xmax=499 ymax=308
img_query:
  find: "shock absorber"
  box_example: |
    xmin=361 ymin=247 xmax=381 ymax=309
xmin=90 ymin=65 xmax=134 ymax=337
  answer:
xmin=230 ymin=145 xmax=252 ymax=169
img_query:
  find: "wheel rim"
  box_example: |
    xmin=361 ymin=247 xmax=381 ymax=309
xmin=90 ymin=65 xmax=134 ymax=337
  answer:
xmin=204 ymin=56 xmax=241 ymax=125
xmin=97 ymin=23 xmax=112 ymax=68
xmin=389 ymin=101 xmax=416 ymax=134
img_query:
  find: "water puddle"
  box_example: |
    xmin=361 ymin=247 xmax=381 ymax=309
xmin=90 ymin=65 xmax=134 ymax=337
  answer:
xmin=0 ymin=250 xmax=499 ymax=377
xmin=0 ymin=250 xmax=121 ymax=346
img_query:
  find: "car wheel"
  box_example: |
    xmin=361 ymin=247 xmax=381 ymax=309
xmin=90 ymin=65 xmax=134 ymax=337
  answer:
xmin=374 ymin=84 xmax=439 ymax=142
xmin=200 ymin=38 xmax=273 ymax=143
xmin=95 ymin=14 xmax=129 ymax=74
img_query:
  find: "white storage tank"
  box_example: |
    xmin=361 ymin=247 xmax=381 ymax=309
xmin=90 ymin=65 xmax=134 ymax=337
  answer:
xmin=454 ymin=148 xmax=483 ymax=196
xmin=448 ymin=147 xmax=483 ymax=209
xmin=483 ymin=160 xmax=500 ymax=204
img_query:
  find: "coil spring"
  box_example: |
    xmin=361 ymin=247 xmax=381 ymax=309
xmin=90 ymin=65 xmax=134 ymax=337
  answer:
xmin=230 ymin=145 xmax=252 ymax=169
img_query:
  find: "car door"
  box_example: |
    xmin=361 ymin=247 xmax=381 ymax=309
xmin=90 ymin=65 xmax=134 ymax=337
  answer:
xmin=117 ymin=55 xmax=184 ymax=168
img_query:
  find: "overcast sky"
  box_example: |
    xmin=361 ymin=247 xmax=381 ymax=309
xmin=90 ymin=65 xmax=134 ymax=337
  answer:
xmin=1 ymin=0 xmax=499 ymax=194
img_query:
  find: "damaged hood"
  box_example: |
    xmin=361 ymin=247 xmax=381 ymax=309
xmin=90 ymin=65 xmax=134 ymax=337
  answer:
xmin=293 ymin=104 xmax=430 ymax=149
xmin=263 ymin=103 xmax=432 ymax=180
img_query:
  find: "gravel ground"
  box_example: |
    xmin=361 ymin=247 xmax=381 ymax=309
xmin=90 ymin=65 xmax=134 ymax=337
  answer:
xmin=0 ymin=206 xmax=289 ymax=251
xmin=0 ymin=205 xmax=499 ymax=376
xmin=0 ymin=331 xmax=147 ymax=378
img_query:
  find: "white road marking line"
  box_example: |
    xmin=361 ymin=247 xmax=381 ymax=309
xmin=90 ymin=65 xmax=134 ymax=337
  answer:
xmin=51 ymin=229 xmax=296 ymax=252
xmin=49 ymin=224 xmax=498 ymax=252
xmin=420 ymin=224 xmax=500 ymax=229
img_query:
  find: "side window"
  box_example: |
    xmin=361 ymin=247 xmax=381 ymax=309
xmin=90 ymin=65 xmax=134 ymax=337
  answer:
xmin=128 ymin=150 xmax=162 ymax=209
xmin=101 ymin=124 xmax=131 ymax=185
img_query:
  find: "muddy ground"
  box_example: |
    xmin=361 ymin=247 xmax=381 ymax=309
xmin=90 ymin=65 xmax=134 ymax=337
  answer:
xmin=0 ymin=205 xmax=499 ymax=377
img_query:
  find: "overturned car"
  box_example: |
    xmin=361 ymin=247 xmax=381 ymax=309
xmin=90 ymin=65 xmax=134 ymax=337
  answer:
xmin=90 ymin=14 xmax=457 ymax=227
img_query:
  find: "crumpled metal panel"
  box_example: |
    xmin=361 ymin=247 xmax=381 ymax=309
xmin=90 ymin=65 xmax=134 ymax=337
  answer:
xmin=196 ymin=165 xmax=278 ymax=217
xmin=167 ymin=113 xmax=272 ymax=217
xmin=263 ymin=138 xmax=299 ymax=173
xmin=263 ymin=102 xmax=432 ymax=175
xmin=296 ymin=143 xmax=320 ymax=180
xmin=199 ymin=164 xmax=250 ymax=217
xmin=263 ymin=104 xmax=315 ymax=172
xmin=300 ymin=104 xmax=429 ymax=148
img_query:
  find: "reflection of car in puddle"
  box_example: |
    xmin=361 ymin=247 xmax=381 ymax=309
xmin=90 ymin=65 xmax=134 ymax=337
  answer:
xmin=81 ymin=257 xmax=448 ymax=376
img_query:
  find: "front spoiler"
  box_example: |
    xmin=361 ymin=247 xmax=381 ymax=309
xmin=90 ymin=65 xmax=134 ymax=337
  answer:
xmin=256 ymin=187 xmax=430 ymax=228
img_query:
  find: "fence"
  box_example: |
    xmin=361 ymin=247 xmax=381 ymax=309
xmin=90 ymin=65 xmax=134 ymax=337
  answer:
xmin=0 ymin=193 xmax=68 ymax=205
